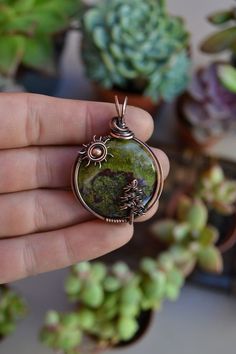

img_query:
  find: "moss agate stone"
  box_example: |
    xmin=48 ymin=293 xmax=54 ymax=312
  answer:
xmin=77 ymin=138 xmax=157 ymax=220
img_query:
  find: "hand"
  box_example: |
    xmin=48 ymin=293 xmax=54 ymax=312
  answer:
xmin=0 ymin=93 xmax=169 ymax=283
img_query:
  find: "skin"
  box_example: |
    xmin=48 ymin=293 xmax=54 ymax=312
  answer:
xmin=0 ymin=93 xmax=169 ymax=284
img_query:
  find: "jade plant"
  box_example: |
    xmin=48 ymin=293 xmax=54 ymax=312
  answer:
xmin=81 ymin=0 xmax=191 ymax=102
xmin=0 ymin=285 xmax=26 ymax=339
xmin=178 ymin=62 xmax=236 ymax=143
xmin=0 ymin=0 xmax=81 ymax=77
xmin=40 ymin=257 xmax=184 ymax=353
xmin=200 ymin=4 xmax=236 ymax=59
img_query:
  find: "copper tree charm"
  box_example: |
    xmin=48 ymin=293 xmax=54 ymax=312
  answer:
xmin=120 ymin=179 xmax=146 ymax=224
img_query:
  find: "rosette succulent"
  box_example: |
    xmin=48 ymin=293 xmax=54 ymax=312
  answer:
xmin=0 ymin=285 xmax=26 ymax=339
xmin=0 ymin=0 xmax=81 ymax=77
xmin=41 ymin=258 xmax=184 ymax=353
xmin=81 ymin=0 xmax=190 ymax=102
xmin=178 ymin=63 xmax=236 ymax=143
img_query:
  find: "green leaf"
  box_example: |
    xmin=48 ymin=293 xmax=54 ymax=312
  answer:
xmin=198 ymin=246 xmax=223 ymax=273
xmin=199 ymin=226 xmax=219 ymax=246
xmin=22 ymin=36 xmax=55 ymax=74
xmin=186 ymin=199 xmax=208 ymax=231
xmin=217 ymin=64 xmax=236 ymax=93
xmin=201 ymin=27 xmax=236 ymax=54
xmin=0 ymin=35 xmax=25 ymax=76
xmin=117 ymin=316 xmax=138 ymax=341
xmin=207 ymin=10 xmax=235 ymax=25
xmin=173 ymin=222 xmax=190 ymax=241
xmin=150 ymin=219 xmax=176 ymax=242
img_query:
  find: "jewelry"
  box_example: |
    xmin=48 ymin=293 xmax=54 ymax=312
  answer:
xmin=72 ymin=97 xmax=164 ymax=224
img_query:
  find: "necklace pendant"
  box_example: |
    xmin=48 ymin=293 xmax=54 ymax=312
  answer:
xmin=72 ymin=97 xmax=163 ymax=224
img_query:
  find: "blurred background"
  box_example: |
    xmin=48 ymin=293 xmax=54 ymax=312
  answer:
xmin=1 ymin=0 xmax=236 ymax=353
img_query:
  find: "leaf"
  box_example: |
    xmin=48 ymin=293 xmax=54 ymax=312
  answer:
xmin=198 ymin=246 xmax=223 ymax=273
xmin=199 ymin=225 xmax=219 ymax=246
xmin=186 ymin=199 xmax=208 ymax=231
xmin=22 ymin=36 xmax=55 ymax=74
xmin=150 ymin=219 xmax=176 ymax=242
xmin=217 ymin=64 xmax=236 ymax=93
xmin=200 ymin=27 xmax=236 ymax=54
xmin=207 ymin=10 xmax=235 ymax=25
xmin=0 ymin=35 xmax=25 ymax=76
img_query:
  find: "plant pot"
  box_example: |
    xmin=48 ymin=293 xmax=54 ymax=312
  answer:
xmin=93 ymin=84 xmax=161 ymax=115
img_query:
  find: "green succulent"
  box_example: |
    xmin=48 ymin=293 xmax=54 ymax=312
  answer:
xmin=197 ymin=165 xmax=236 ymax=215
xmin=41 ymin=256 xmax=185 ymax=353
xmin=151 ymin=197 xmax=223 ymax=274
xmin=81 ymin=0 xmax=190 ymax=102
xmin=0 ymin=0 xmax=81 ymax=77
xmin=0 ymin=285 xmax=26 ymax=338
xmin=200 ymin=5 xmax=236 ymax=56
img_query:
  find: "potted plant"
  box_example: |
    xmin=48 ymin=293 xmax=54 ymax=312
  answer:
xmin=80 ymin=0 xmax=191 ymax=114
xmin=40 ymin=254 xmax=186 ymax=353
xmin=0 ymin=285 xmax=26 ymax=341
xmin=0 ymin=0 xmax=81 ymax=94
xmin=177 ymin=63 xmax=236 ymax=150
xmin=151 ymin=164 xmax=236 ymax=257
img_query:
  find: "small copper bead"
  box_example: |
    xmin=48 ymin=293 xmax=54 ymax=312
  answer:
xmin=91 ymin=147 xmax=103 ymax=158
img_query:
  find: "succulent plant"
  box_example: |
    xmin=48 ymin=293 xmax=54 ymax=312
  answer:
xmin=41 ymin=256 xmax=185 ymax=353
xmin=81 ymin=0 xmax=190 ymax=102
xmin=178 ymin=62 xmax=236 ymax=142
xmin=197 ymin=165 xmax=236 ymax=215
xmin=0 ymin=285 xmax=26 ymax=338
xmin=0 ymin=0 xmax=81 ymax=77
xmin=151 ymin=197 xmax=223 ymax=274
xmin=200 ymin=4 xmax=236 ymax=58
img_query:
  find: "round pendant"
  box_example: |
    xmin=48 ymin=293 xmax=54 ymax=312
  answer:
xmin=72 ymin=97 xmax=164 ymax=224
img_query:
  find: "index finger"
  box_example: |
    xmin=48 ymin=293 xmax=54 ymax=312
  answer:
xmin=0 ymin=93 xmax=154 ymax=149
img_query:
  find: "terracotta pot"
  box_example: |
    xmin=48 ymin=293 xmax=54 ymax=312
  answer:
xmin=93 ymin=84 xmax=161 ymax=115
xmin=166 ymin=187 xmax=236 ymax=254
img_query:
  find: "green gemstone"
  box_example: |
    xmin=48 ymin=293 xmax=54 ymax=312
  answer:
xmin=77 ymin=138 xmax=157 ymax=219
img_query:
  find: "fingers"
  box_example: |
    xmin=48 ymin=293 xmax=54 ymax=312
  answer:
xmin=0 ymin=93 xmax=154 ymax=149
xmin=0 ymin=147 xmax=169 ymax=193
xmin=0 ymin=146 xmax=78 ymax=193
xmin=0 ymin=221 xmax=133 ymax=284
xmin=0 ymin=190 xmax=92 ymax=237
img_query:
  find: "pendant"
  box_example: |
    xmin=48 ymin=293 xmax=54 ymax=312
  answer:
xmin=72 ymin=97 xmax=164 ymax=224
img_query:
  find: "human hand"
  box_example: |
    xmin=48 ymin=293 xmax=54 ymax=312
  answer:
xmin=0 ymin=93 xmax=169 ymax=283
